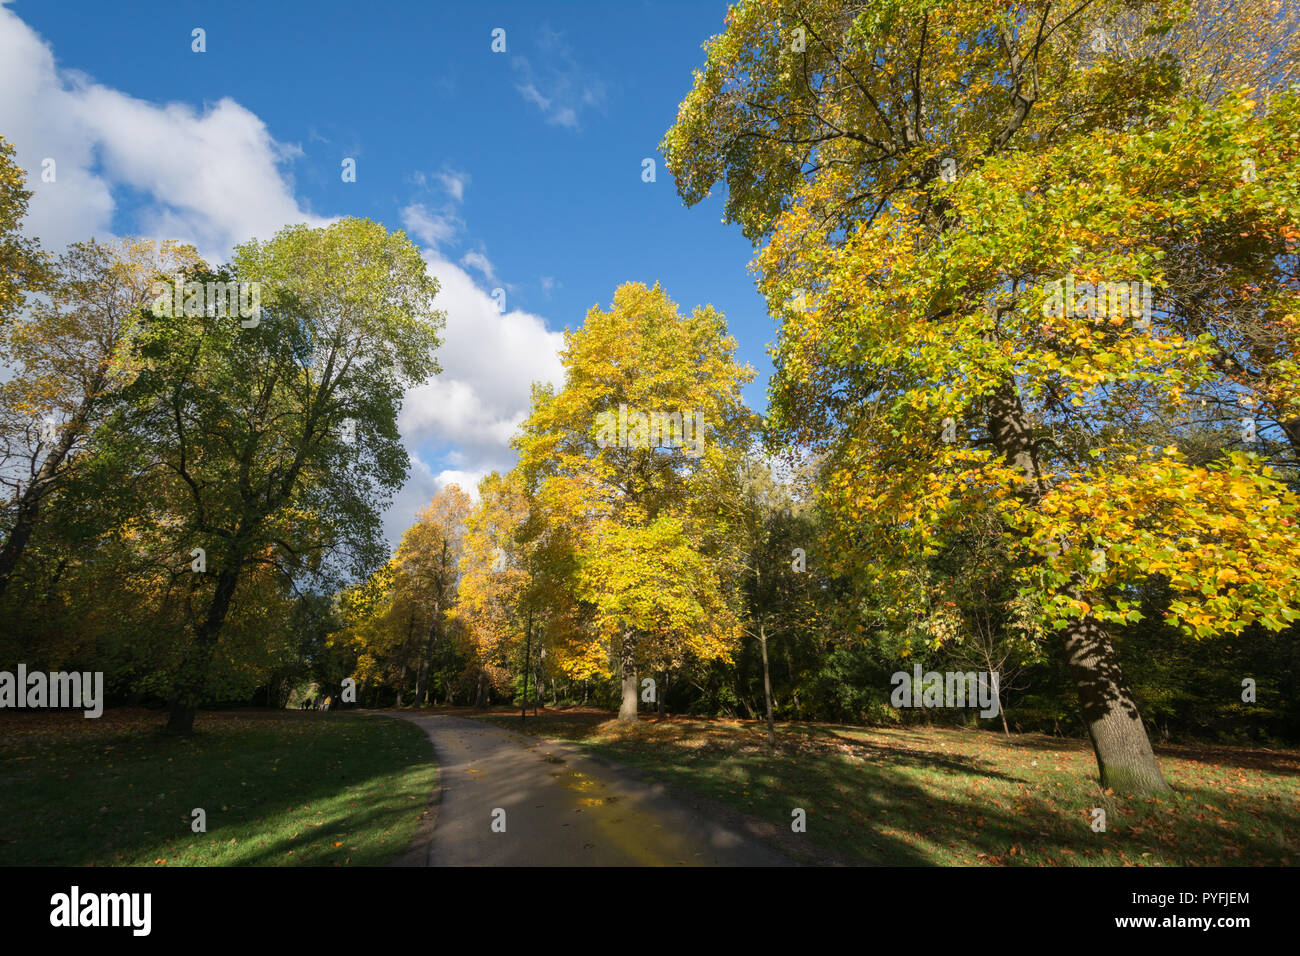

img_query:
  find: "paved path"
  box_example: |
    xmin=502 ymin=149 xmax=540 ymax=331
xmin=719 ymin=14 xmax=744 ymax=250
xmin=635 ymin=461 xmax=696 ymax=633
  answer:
xmin=391 ymin=712 xmax=791 ymax=866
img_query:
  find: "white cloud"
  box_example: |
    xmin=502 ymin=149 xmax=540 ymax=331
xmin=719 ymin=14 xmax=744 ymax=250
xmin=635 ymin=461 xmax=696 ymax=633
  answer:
xmin=436 ymin=170 xmax=469 ymax=202
xmin=400 ymin=249 xmax=564 ymax=471
xmin=0 ymin=3 xmax=327 ymax=261
xmin=550 ymin=107 xmax=578 ymax=129
xmin=392 ymin=184 xmax=566 ymax=552
xmin=511 ymin=27 xmax=605 ymax=131
xmin=400 ymin=202 xmax=461 ymax=250
xmin=379 ymin=461 xmax=486 ymax=551
xmin=383 ymin=205 xmax=563 ymax=553
xmin=459 ymin=248 xmax=497 ymax=285
xmin=517 ymin=82 xmax=552 ymax=112
xmin=434 ymin=469 xmax=488 ymax=497
xmin=0 ymin=4 xmax=567 ymax=555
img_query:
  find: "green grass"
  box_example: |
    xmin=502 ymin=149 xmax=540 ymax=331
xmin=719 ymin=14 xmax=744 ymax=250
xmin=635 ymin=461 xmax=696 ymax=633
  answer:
xmin=0 ymin=709 xmax=436 ymax=866
xmin=474 ymin=708 xmax=1300 ymax=866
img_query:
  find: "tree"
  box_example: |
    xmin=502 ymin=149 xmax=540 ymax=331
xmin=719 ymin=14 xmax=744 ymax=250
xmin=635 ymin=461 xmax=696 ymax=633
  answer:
xmin=393 ymin=484 xmax=472 ymax=706
xmin=1107 ymin=0 xmax=1300 ymax=104
xmin=728 ymin=453 xmax=819 ymax=747
xmin=1132 ymin=91 xmax=1300 ymax=464
xmin=664 ymin=0 xmax=1300 ymax=794
xmin=336 ymin=557 xmax=407 ymax=702
xmin=0 ymin=238 xmax=201 ymax=599
xmin=515 ymin=282 xmax=755 ymax=720
xmin=0 ymin=134 xmax=49 ymax=322
xmin=456 ymin=471 xmax=535 ymax=711
xmin=115 ymin=217 xmax=443 ymax=732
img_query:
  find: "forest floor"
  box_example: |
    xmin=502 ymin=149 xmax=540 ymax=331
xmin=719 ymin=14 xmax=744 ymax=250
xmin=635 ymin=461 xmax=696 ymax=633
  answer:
xmin=0 ymin=708 xmax=436 ymax=866
xmin=455 ymin=706 xmax=1300 ymax=866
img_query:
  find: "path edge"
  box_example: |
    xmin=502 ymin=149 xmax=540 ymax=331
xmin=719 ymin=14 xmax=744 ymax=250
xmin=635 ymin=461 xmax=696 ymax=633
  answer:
xmin=368 ymin=710 xmax=444 ymax=867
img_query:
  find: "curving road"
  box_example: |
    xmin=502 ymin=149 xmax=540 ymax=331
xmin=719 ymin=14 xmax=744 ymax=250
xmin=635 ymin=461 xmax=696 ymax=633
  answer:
xmin=391 ymin=712 xmax=791 ymax=867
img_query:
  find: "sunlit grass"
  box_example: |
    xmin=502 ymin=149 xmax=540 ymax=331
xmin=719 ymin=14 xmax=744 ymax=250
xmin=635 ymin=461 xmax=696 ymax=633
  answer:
xmin=476 ymin=708 xmax=1299 ymax=866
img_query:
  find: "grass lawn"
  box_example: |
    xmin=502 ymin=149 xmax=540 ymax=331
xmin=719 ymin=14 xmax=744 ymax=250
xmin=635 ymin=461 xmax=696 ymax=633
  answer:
xmin=471 ymin=707 xmax=1299 ymax=866
xmin=0 ymin=708 xmax=436 ymax=866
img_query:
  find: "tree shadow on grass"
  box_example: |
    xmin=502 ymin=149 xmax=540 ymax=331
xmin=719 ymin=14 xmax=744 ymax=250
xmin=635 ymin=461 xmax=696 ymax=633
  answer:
xmin=0 ymin=709 xmax=435 ymax=867
xmin=463 ymin=709 xmax=1300 ymax=865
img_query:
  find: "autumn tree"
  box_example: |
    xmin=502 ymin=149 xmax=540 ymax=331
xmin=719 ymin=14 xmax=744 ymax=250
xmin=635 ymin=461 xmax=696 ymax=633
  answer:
xmin=456 ymin=470 xmax=536 ymax=710
xmin=336 ymin=557 xmax=406 ymax=702
xmin=392 ymin=484 xmax=472 ymax=706
xmin=0 ymin=238 xmax=201 ymax=599
xmin=515 ymin=282 xmax=755 ymax=720
xmin=0 ymin=135 xmax=48 ymax=323
xmin=1104 ymin=0 xmax=1300 ymax=104
xmin=664 ymin=0 xmax=1300 ymax=793
xmin=726 ymin=453 xmax=820 ymax=746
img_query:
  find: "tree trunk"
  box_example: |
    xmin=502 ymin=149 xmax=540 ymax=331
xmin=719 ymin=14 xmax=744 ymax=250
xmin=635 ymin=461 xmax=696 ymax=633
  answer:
xmin=521 ymin=620 xmax=531 ymax=722
xmin=986 ymin=377 xmax=1170 ymax=795
xmin=0 ymin=400 xmax=92 ymax=599
xmin=414 ymin=658 xmax=429 ymax=708
xmin=1061 ymin=611 xmax=1171 ymax=794
xmin=759 ymin=621 xmax=776 ymax=750
xmin=166 ymin=562 xmax=242 ymax=733
xmin=618 ymin=630 xmax=638 ymax=722
xmin=1281 ymin=417 xmax=1300 ymax=463
xmin=415 ymin=540 xmax=448 ymax=708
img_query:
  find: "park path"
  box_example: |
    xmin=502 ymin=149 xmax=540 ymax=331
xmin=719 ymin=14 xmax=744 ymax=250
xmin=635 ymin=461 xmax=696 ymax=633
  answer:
xmin=390 ymin=712 xmax=791 ymax=867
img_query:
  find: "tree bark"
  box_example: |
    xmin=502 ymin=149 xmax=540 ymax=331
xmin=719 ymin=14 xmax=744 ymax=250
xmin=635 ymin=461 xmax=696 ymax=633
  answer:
xmin=1280 ymin=417 xmax=1300 ymax=463
xmin=165 ymin=562 xmax=242 ymax=733
xmin=759 ymin=621 xmax=776 ymax=750
xmin=986 ymin=378 xmax=1170 ymax=794
xmin=617 ymin=630 xmax=638 ymax=722
xmin=414 ymin=659 xmax=429 ymax=707
xmin=521 ymin=620 xmax=531 ymax=722
xmin=414 ymin=539 xmax=449 ymax=708
xmin=1061 ymin=610 xmax=1171 ymax=794
xmin=531 ymin=611 xmax=539 ymax=717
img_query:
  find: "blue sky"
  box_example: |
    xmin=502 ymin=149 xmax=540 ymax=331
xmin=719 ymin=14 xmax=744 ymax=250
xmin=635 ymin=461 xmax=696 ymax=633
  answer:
xmin=0 ymin=0 xmax=775 ymax=546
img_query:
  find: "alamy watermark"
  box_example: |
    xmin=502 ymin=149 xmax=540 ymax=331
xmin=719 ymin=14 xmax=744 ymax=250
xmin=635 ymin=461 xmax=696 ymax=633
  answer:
xmin=594 ymin=404 xmax=705 ymax=458
xmin=1042 ymin=275 xmax=1153 ymax=328
xmin=0 ymin=665 xmax=103 ymax=718
xmin=50 ymin=886 xmax=150 ymax=936
xmin=890 ymin=665 xmax=1000 ymax=718
xmin=149 ymin=275 xmax=262 ymax=327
